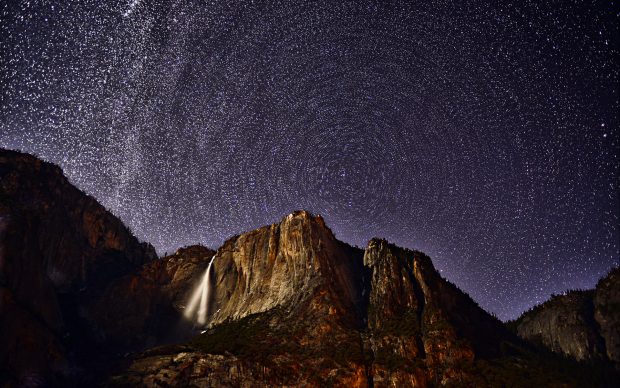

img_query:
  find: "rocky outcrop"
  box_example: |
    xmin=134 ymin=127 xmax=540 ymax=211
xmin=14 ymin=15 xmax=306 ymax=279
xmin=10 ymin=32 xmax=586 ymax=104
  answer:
xmin=111 ymin=213 xmax=535 ymax=387
xmin=207 ymin=210 xmax=364 ymax=328
xmin=108 ymin=346 xmax=290 ymax=387
xmin=364 ymin=239 xmax=515 ymax=385
xmin=0 ymin=149 xmax=156 ymax=385
xmin=3 ymin=149 xmax=617 ymax=386
xmin=180 ymin=210 xmax=371 ymax=386
xmin=512 ymin=267 xmax=620 ymax=368
xmin=594 ymin=267 xmax=620 ymax=366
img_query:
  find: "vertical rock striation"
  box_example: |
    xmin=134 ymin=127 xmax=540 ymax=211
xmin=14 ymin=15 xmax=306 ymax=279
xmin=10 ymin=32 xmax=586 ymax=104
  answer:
xmin=207 ymin=210 xmax=364 ymax=329
xmin=363 ymin=239 xmax=515 ymax=386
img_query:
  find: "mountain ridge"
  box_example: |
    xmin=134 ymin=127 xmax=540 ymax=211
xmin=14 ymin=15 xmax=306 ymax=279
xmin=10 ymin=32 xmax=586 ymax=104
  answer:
xmin=0 ymin=148 xmax=157 ymax=385
xmin=1 ymin=148 xmax=618 ymax=387
xmin=510 ymin=266 xmax=620 ymax=369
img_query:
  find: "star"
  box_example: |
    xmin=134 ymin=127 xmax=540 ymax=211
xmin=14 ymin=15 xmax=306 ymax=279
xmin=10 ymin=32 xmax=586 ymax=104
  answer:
xmin=1 ymin=0 xmax=617 ymax=321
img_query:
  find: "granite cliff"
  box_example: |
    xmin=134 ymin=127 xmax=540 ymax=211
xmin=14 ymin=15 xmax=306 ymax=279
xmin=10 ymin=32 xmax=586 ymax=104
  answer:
xmin=109 ymin=213 xmax=615 ymax=387
xmin=1 ymin=149 xmax=618 ymax=387
xmin=512 ymin=267 xmax=620 ymax=369
xmin=87 ymin=245 xmax=216 ymax=349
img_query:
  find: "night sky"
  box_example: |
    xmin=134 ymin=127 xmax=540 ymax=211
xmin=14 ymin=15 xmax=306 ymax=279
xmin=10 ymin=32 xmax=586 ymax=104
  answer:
xmin=1 ymin=0 xmax=618 ymax=320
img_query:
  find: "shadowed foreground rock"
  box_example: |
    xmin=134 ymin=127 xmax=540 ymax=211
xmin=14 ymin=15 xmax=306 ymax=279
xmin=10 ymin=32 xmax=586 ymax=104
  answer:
xmin=0 ymin=149 xmax=156 ymax=385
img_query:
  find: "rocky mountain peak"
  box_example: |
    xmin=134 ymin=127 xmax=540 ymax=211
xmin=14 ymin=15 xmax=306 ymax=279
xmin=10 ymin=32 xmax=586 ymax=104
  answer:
xmin=204 ymin=209 xmax=364 ymax=329
xmin=3 ymin=150 xmax=618 ymax=386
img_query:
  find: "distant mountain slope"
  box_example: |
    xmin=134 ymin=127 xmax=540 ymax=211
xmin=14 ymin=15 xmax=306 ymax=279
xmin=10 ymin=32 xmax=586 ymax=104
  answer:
xmin=511 ymin=266 xmax=620 ymax=369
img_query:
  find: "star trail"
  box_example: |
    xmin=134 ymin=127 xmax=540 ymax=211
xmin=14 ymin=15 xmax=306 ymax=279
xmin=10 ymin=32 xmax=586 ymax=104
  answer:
xmin=1 ymin=0 xmax=618 ymax=320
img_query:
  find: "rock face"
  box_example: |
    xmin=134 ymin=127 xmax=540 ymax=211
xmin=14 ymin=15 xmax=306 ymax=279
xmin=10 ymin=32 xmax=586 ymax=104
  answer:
xmin=512 ymin=267 xmax=620 ymax=368
xmin=363 ymin=239 xmax=514 ymax=385
xmin=513 ymin=290 xmax=605 ymax=361
xmin=0 ymin=149 xmax=156 ymax=385
xmin=3 ymin=149 xmax=618 ymax=387
xmin=112 ymin=212 xmax=528 ymax=387
xmin=208 ymin=211 xmax=364 ymax=329
xmin=594 ymin=267 xmax=620 ymax=366
xmin=87 ymin=245 xmax=216 ymax=349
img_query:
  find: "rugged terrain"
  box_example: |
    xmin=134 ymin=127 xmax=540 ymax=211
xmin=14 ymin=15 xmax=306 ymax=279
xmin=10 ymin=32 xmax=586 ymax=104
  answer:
xmin=108 ymin=213 xmax=617 ymax=387
xmin=511 ymin=267 xmax=620 ymax=369
xmin=111 ymin=212 xmax=515 ymax=386
xmin=0 ymin=149 xmax=158 ymax=385
xmin=1 ymin=149 xmax=618 ymax=387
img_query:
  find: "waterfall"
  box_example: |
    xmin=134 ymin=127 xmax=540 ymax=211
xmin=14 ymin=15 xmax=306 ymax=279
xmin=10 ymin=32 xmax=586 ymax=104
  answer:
xmin=184 ymin=255 xmax=216 ymax=326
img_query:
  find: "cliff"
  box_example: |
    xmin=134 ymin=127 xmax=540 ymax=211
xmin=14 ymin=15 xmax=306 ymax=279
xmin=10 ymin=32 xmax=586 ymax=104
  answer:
xmin=363 ymin=239 xmax=514 ymax=385
xmin=111 ymin=213 xmax=604 ymax=387
xmin=206 ymin=211 xmax=365 ymax=329
xmin=512 ymin=267 xmax=620 ymax=369
xmin=2 ymin=149 xmax=618 ymax=387
xmin=0 ymin=149 xmax=156 ymax=385
xmin=594 ymin=267 xmax=620 ymax=366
